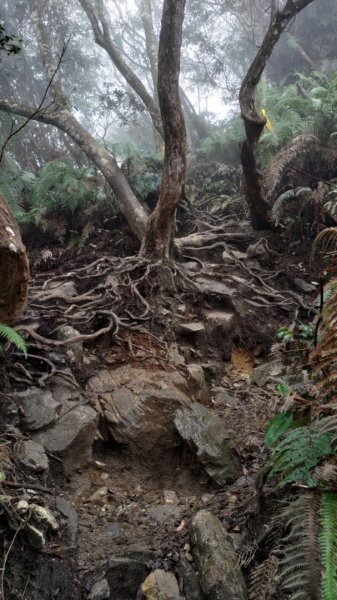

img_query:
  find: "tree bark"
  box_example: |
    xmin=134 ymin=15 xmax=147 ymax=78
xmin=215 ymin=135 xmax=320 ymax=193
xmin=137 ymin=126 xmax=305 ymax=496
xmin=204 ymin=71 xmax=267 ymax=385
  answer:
xmin=78 ymin=0 xmax=163 ymax=140
xmin=239 ymin=0 xmax=315 ymax=229
xmin=142 ymin=0 xmax=187 ymax=259
xmin=0 ymin=196 xmax=29 ymax=324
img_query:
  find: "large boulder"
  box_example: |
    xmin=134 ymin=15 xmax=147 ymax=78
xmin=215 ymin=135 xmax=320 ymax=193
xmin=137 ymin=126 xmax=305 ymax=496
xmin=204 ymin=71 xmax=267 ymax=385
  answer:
xmin=174 ymin=403 xmax=239 ymax=485
xmin=87 ymin=366 xmax=193 ymax=454
xmin=191 ymin=510 xmax=247 ymax=600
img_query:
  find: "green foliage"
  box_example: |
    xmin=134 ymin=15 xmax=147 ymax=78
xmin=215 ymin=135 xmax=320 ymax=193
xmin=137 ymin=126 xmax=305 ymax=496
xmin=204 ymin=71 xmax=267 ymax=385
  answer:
xmin=0 ymin=158 xmax=119 ymax=242
xmin=277 ymin=325 xmax=294 ymax=343
xmin=0 ymin=324 xmax=27 ymax=357
xmin=272 ymin=187 xmax=312 ymax=226
xmin=194 ymin=116 xmax=244 ymax=165
xmin=269 ymin=423 xmax=334 ymax=487
xmin=257 ymin=71 xmax=337 ymax=167
xmin=264 ymin=411 xmax=293 ymax=449
xmin=319 ymin=492 xmax=337 ymax=599
xmin=280 ymin=493 xmax=321 ymax=600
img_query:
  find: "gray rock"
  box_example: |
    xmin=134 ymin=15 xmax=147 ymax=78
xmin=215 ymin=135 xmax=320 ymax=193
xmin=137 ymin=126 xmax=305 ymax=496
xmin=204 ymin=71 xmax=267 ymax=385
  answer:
xmin=88 ymin=579 xmax=110 ymax=600
xmin=179 ymin=322 xmax=205 ymax=334
xmin=174 ymin=403 xmax=239 ymax=485
xmin=87 ymin=367 xmax=192 ymax=454
xmin=212 ymin=389 xmax=238 ymax=407
xmin=107 ymin=554 xmax=152 ymax=600
xmin=16 ymin=388 xmax=61 ymax=431
xmin=57 ymin=325 xmax=83 ymax=364
xmin=176 ymin=558 xmax=204 ymax=600
xmin=191 ymin=510 xmax=247 ymax=600
xmin=147 ymin=504 xmax=181 ymax=525
xmin=294 ymin=278 xmax=316 ymax=294
xmin=186 ymin=364 xmax=209 ymax=404
xmin=250 ymin=359 xmax=285 ymax=387
xmin=50 ymin=375 xmax=80 ymax=407
xmin=141 ymin=570 xmax=183 ymax=600
xmin=34 ymin=405 xmax=98 ymax=474
xmin=14 ymin=440 xmax=49 ymax=472
xmin=203 ymin=310 xmax=237 ymax=361
xmin=194 ymin=276 xmax=235 ymax=298
xmin=55 ymin=497 xmax=79 ymax=546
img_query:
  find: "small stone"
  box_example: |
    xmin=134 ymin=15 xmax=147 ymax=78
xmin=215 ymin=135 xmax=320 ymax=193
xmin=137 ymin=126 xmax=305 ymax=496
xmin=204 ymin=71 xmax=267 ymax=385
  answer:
xmin=16 ymin=388 xmax=61 ymax=431
xmin=187 ymin=364 xmax=209 ymax=404
xmin=201 ymin=494 xmax=213 ymax=504
xmin=34 ymin=405 xmax=98 ymax=475
xmin=142 ymin=569 xmax=183 ymax=600
xmin=180 ymin=322 xmax=205 ymax=333
xmin=294 ymin=278 xmax=316 ymax=294
xmin=87 ymin=487 xmax=108 ymax=502
xmin=163 ymin=490 xmax=179 ymax=504
xmin=185 ymin=552 xmax=193 ymax=562
xmin=250 ymin=359 xmax=285 ymax=387
xmin=57 ymin=325 xmax=83 ymax=364
xmin=147 ymin=505 xmax=181 ymax=525
xmin=14 ymin=440 xmax=49 ymax=472
xmin=88 ymin=578 xmax=110 ymax=600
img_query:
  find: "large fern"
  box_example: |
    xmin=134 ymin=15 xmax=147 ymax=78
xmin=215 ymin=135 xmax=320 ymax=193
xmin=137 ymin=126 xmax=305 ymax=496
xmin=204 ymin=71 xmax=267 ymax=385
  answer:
xmin=280 ymin=493 xmax=321 ymax=600
xmin=0 ymin=324 xmax=27 ymax=357
xmin=319 ymin=493 xmax=337 ymax=600
xmin=270 ymin=424 xmax=334 ymax=487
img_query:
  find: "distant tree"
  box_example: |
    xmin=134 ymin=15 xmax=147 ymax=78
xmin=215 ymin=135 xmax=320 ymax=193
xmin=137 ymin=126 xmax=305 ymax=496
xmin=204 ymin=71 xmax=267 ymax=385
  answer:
xmin=0 ymin=0 xmax=149 ymax=240
xmin=239 ymin=0 xmax=316 ymax=229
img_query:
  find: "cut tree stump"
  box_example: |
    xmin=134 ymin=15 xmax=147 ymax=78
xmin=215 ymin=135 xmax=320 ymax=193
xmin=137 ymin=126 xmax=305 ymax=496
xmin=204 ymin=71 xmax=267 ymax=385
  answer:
xmin=0 ymin=195 xmax=29 ymax=323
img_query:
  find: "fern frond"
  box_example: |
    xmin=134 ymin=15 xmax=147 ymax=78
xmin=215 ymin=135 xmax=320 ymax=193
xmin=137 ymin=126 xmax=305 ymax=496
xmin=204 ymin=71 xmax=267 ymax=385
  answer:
xmin=0 ymin=324 xmax=27 ymax=357
xmin=280 ymin=493 xmax=321 ymax=600
xmin=270 ymin=424 xmax=334 ymax=487
xmin=266 ymin=134 xmax=320 ymax=204
xmin=248 ymin=552 xmax=279 ymax=600
xmin=319 ymin=492 xmax=337 ymax=599
xmin=312 ymin=228 xmax=337 ymax=261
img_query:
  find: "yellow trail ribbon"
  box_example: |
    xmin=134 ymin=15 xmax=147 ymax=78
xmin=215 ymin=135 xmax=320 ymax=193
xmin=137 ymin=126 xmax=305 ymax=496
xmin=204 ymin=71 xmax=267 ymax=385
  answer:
xmin=261 ymin=108 xmax=273 ymax=131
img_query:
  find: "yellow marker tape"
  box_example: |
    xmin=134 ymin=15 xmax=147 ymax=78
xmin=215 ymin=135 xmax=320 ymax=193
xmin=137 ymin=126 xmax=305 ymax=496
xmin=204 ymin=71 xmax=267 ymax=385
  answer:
xmin=261 ymin=108 xmax=273 ymax=131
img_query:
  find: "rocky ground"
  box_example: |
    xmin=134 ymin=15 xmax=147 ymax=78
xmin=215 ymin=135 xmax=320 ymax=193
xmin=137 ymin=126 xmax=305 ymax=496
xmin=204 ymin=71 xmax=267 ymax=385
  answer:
xmin=0 ymin=214 xmax=318 ymax=599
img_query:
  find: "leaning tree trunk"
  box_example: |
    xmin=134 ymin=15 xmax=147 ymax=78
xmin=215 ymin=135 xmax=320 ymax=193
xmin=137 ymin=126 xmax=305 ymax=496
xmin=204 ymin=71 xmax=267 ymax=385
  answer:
xmin=0 ymin=196 xmax=29 ymax=323
xmin=0 ymin=0 xmax=149 ymax=242
xmin=142 ymin=0 xmax=187 ymax=259
xmin=239 ymin=0 xmax=315 ymax=230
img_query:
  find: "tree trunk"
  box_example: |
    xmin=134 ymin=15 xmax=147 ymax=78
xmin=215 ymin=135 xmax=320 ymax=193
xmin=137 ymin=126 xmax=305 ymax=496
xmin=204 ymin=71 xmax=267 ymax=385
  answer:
xmin=0 ymin=196 xmax=29 ymax=324
xmin=0 ymin=99 xmax=149 ymax=241
xmin=142 ymin=0 xmax=187 ymax=259
xmin=239 ymin=0 xmax=315 ymax=230
xmin=79 ymin=0 xmax=163 ymax=140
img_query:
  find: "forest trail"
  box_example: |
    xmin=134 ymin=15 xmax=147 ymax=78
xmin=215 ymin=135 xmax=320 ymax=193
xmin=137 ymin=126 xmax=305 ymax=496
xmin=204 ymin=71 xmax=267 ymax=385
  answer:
xmin=0 ymin=213 xmax=317 ymax=599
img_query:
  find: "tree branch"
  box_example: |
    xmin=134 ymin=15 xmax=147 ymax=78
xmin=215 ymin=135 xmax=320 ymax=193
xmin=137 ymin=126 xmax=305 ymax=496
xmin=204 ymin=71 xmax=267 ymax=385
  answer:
xmin=0 ymin=42 xmax=69 ymax=164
